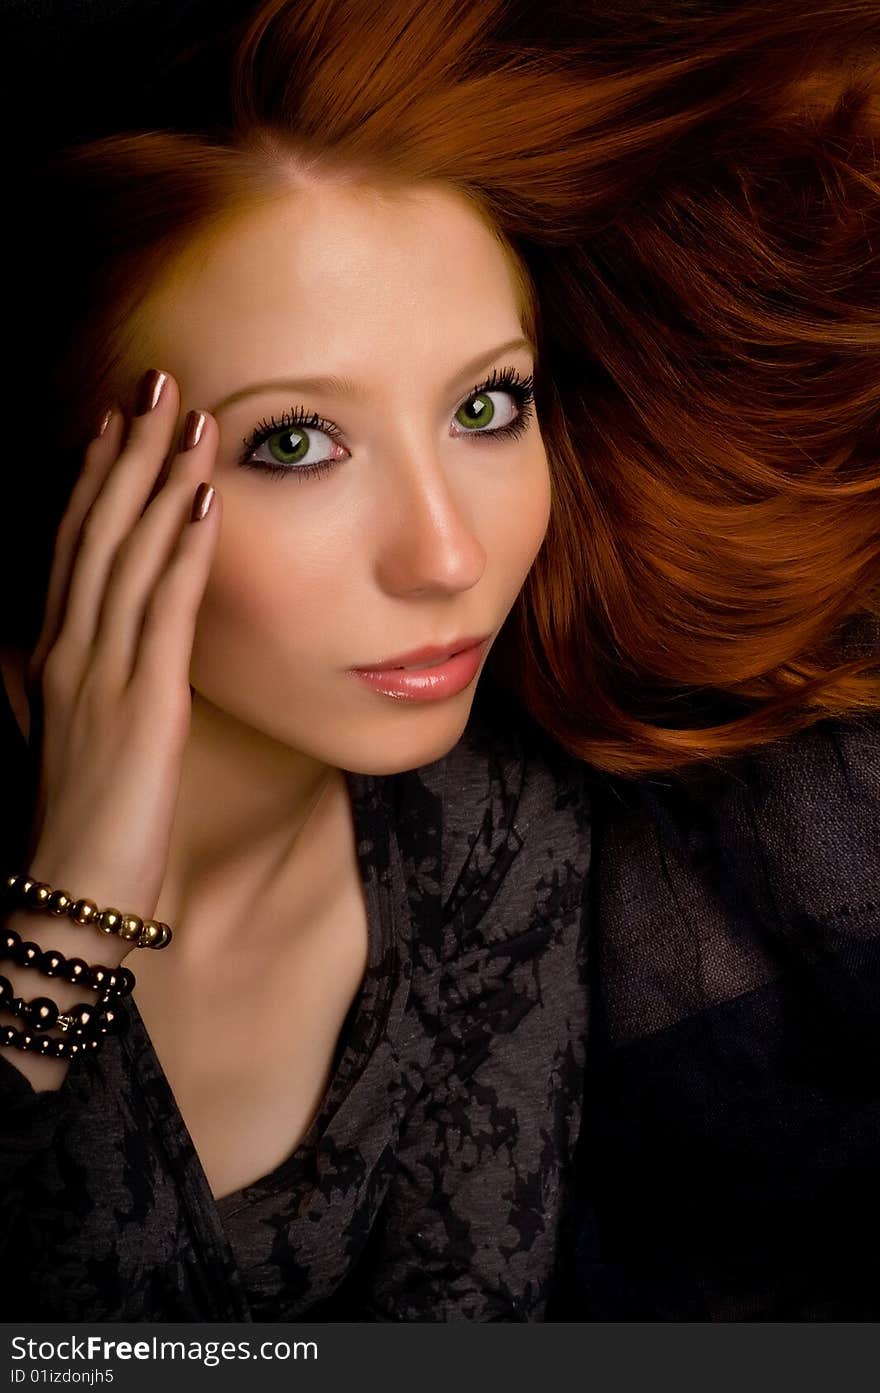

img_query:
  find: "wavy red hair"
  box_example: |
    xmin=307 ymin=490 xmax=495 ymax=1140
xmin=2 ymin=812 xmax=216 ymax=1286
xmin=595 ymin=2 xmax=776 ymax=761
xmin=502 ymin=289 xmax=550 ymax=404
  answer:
xmin=5 ymin=0 xmax=880 ymax=774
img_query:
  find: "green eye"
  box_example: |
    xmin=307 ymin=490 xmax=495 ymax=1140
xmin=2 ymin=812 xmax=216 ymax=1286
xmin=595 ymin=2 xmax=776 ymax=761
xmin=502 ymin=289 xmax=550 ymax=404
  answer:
xmin=455 ymin=392 xmax=497 ymax=430
xmin=239 ymin=412 xmax=345 ymax=479
xmin=267 ymin=426 xmax=311 ymax=464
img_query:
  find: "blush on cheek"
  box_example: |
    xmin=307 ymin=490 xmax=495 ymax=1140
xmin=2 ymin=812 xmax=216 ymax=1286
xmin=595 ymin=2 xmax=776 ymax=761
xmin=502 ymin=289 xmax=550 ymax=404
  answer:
xmin=514 ymin=463 xmax=552 ymax=574
xmin=487 ymin=487 xmax=551 ymax=615
xmin=206 ymin=525 xmax=336 ymax=628
xmin=200 ymin=550 xmax=272 ymax=632
xmin=188 ymin=574 xmax=325 ymax=730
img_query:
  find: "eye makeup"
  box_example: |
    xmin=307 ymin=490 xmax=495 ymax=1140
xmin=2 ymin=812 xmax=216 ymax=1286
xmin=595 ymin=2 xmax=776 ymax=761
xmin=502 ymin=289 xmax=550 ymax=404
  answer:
xmin=235 ymin=364 xmax=536 ymax=481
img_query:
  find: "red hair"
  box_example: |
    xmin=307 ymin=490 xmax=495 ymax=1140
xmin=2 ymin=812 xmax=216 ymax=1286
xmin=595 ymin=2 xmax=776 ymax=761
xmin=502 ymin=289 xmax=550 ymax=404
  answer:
xmin=6 ymin=0 xmax=880 ymax=775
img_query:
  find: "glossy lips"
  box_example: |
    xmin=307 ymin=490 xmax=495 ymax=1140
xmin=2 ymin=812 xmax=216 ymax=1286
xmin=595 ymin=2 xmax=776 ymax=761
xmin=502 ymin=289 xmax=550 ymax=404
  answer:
xmin=348 ymin=637 xmax=489 ymax=701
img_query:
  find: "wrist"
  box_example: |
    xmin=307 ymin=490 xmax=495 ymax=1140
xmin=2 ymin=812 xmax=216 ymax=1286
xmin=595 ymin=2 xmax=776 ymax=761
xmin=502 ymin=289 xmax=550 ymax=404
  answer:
xmin=24 ymin=852 xmax=159 ymax=925
xmin=3 ymin=868 xmax=171 ymax=951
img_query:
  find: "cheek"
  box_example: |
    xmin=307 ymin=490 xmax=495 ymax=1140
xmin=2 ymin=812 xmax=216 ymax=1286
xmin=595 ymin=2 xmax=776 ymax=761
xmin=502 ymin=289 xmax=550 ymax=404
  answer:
xmin=198 ymin=506 xmax=346 ymax=642
xmin=492 ymin=446 xmax=552 ymax=582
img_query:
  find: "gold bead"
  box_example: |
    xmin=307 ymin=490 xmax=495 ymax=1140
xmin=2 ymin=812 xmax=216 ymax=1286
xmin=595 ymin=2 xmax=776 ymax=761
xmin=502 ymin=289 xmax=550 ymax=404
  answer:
xmin=137 ymin=919 xmax=161 ymax=949
xmin=143 ymin=920 xmax=172 ymax=950
xmin=118 ymin=913 xmax=143 ymax=942
xmin=47 ymin=889 xmax=73 ymax=915
xmin=19 ymin=877 xmax=37 ymax=899
xmin=97 ymin=907 xmax=123 ymax=935
xmin=70 ymin=897 xmax=99 ymax=926
xmin=24 ymin=881 xmax=54 ymax=909
xmin=3 ymin=873 xmax=22 ymax=896
xmin=138 ymin=919 xmax=172 ymax=949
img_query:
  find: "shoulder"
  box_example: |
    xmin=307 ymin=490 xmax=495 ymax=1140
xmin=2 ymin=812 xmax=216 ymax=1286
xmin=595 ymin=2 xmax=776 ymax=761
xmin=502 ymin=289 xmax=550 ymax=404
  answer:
xmin=594 ymin=711 xmax=880 ymax=967
xmin=718 ymin=712 xmax=880 ymax=929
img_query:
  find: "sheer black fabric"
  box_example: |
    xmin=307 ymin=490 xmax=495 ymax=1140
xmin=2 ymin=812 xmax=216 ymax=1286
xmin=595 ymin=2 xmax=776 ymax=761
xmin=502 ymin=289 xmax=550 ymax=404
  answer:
xmin=549 ymin=704 xmax=880 ymax=1320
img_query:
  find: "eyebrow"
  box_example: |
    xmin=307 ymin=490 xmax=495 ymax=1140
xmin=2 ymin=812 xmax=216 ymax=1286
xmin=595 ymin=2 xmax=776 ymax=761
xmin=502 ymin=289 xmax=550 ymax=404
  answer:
xmin=208 ymin=336 xmax=535 ymax=415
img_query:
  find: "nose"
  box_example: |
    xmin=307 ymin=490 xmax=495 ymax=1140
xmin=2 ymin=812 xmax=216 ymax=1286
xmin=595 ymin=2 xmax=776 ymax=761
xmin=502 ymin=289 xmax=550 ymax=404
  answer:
xmin=372 ymin=448 xmax=487 ymax=598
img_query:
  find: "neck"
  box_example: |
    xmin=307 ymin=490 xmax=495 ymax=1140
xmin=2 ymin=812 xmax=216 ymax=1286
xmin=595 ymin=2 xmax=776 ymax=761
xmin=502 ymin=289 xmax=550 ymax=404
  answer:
xmin=155 ymin=689 xmax=342 ymax=943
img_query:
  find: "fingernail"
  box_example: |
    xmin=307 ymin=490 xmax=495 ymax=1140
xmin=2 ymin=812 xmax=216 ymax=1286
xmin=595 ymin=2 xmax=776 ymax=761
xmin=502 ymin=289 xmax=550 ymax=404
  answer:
xmin=180 ymin=409 xmax=206 ymax=451
xmin=96 ymin=406 xmax=115 ymax=437
xmin=190 ymin=482 xmax=215 ymax=522
xmin=135 ymin=368 xmax=168 ymax=416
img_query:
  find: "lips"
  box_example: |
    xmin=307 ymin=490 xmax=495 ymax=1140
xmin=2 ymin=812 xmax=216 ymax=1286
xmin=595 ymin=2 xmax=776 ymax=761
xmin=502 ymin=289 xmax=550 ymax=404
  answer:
xmin=351 ymin=635 xmax=490 ymax=673
xmin=348 ymin=638 xmax=490 ymax=702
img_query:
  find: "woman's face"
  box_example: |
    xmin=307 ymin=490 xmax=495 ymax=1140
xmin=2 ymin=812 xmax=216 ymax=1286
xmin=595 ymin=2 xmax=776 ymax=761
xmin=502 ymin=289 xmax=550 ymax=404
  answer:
xmin=136 ymin=177 xmax=550 ymax=775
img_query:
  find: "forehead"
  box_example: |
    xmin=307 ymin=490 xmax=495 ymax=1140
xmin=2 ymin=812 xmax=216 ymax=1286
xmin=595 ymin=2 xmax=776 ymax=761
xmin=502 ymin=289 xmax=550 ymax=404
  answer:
xmin=140 ymin=179 xmax=527 ymax=355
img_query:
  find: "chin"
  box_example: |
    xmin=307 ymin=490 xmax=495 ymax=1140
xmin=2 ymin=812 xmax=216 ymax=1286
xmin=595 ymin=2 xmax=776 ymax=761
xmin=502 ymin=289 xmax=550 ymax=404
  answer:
xmin=337 ymin=691 xmax=479 ymax=777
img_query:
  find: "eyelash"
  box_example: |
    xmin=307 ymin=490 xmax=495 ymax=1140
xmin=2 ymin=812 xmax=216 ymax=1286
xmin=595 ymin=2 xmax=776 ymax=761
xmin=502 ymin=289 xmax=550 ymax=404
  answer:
xmin=236 ymin=364 xmax=536 ymax=482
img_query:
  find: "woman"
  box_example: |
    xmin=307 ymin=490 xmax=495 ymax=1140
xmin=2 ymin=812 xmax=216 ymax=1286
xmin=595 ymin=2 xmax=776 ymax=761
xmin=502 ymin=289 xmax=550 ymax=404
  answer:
xmin=0 ymin=1 xmax=592 ymax=1322
xmin=2 ymin=0 xmax=880 ymax=1320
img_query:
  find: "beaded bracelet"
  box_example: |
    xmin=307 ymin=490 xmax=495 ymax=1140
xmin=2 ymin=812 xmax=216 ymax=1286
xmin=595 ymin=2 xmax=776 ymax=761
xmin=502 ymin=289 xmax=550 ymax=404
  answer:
xmin=0 ymin=975 xmax=128 ymax=1062
xmin=0 ymin=924 xmax=136 ymax=998
xmin=0 ymin=924 xmax=136 ymax=1062
xmin=0 ymin=976 xmax=127 ymax=1039
xmin=2 ymin=871 xmax=172 ymax=949
xmin=1 ymin=1024 xmax=103 ymax=1060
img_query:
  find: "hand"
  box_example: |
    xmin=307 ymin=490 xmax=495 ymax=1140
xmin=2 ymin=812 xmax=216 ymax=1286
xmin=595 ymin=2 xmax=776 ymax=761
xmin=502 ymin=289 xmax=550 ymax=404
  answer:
xmin=19 ymin=369 xmax=221 ymax=921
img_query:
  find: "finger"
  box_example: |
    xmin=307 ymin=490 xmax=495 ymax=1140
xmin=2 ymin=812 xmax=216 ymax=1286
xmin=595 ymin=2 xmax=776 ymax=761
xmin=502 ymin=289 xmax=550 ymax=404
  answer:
xmin=91 ymin=411 xmax=220 ymax=685
xmin=135 ymin=478 xmax=222 ymax=698
xmin=57 ymin=369 xmax=182 ymax=674
xmin=28 ymin=409 xmax=125 ymax=690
